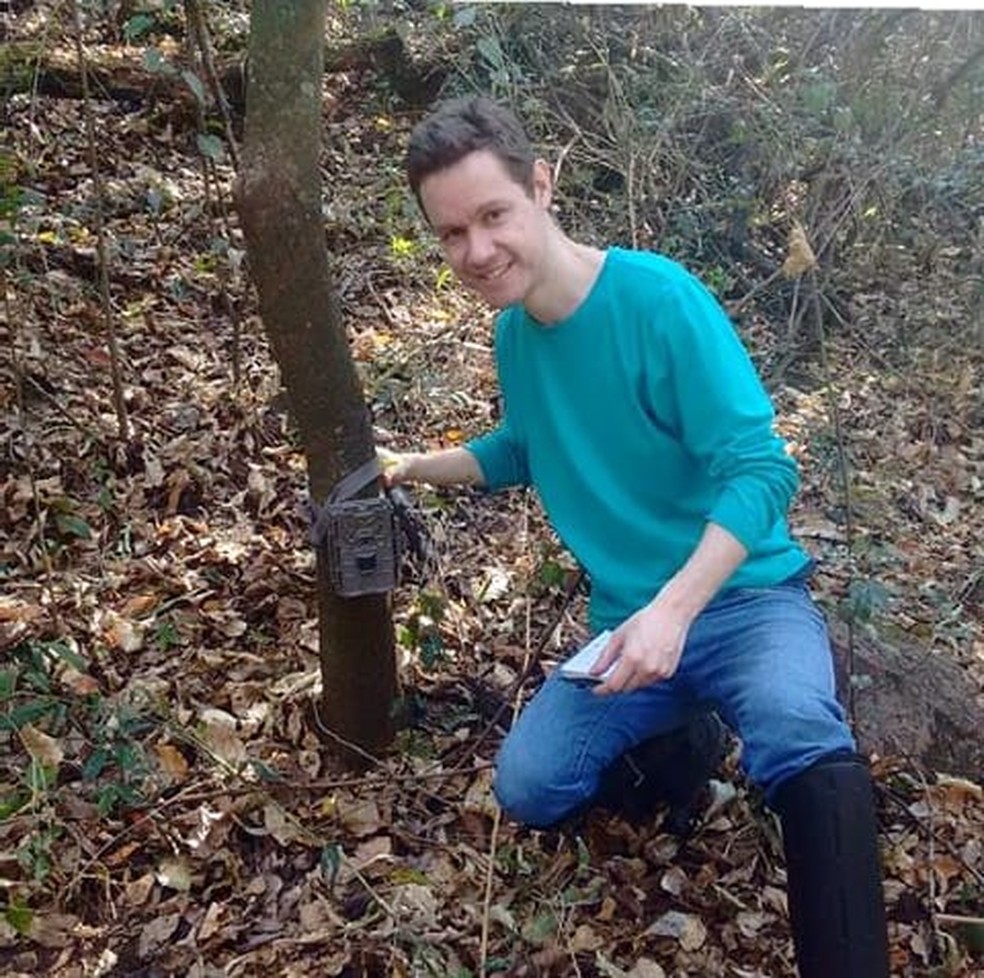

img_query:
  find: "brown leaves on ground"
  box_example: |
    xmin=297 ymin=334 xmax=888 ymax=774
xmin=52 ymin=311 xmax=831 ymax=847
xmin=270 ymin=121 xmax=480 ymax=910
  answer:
xmin=2 ymin=8 xmax=983 ymax=978
xmin=780 ymin=223 xmax=817 ymax=280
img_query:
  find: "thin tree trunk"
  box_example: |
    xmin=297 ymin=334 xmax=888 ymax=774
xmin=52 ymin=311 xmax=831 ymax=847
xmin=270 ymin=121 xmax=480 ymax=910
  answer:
xmin=234 ymin=0 xmax=396 ymax=763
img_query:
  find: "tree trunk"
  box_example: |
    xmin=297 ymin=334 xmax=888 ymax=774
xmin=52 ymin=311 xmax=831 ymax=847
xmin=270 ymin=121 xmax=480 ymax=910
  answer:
xmin=234 ymin=0 xmax=396 ymax=763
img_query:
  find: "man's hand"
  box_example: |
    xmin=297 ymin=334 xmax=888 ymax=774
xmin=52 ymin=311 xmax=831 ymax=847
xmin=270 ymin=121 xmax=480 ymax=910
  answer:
xmin=590 ymin=597 xmax=693 ymax=695
xmin=376 ymin=446 xmax=486 ymax=488
xmin=588 ymin=522 xmax=749 ymax=695
xmin=377 ymin=447 xmax=418 ymax=487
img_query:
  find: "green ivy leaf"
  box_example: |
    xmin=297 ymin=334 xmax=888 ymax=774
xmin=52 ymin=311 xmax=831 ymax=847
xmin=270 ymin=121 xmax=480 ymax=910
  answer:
xmin=26 ymin=758 xmax=57 ymax=794
xmin=82 ymin=746 xmax=110 ymax=782
xmin=453 ymin=5 xmax=477 ymax=28
xmin=4 ymin=901 xmax=33 ymax=936
xmin=182 ymin=69 xmax=206 ymax=107
xmin=538 ymin=559 xmax=565 ymax=589
xmin=54 ymin=513 xmax=92 ymax=540
xmin=522 ymin=910 xmax=557 ymax=945
xmin=250 ymin=760 xmax=283 ymax=782
xmin=841 ymin=579 xmax=890 ymax=624
xmin=124 ymin=13 xmax=156 ymax=42
xmin=476 ymin=36 xmax=504 ymax=69
xmin=143 ymin=48 xmax=169 ymax=75
xmin=47 ymin=640 xmax=88 ymax=672
xmin=0 ymin=792 xmax=28 ymax=820
xmin=196 ymin=134 xmax=225 ymax=162
xmin=0 ymin=699 xmax=56 ymax=731
xmin=321 ymin=843 xmax=343 ymax=888
xmin=420 ymin=632 xmax=445 ymax=669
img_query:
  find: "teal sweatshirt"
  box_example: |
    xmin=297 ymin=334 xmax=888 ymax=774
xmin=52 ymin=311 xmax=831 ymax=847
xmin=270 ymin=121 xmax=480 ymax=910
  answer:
xmin=466 ymin=248 xmax=810 ymax=632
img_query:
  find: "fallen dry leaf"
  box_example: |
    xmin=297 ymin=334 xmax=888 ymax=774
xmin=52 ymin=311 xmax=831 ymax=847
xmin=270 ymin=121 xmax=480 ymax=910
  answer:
xmin=27 ymin=912 xmax=78 ymax=949
xmin=155 ymin=742 xmax=190 ymax=780
xmin=337 ymin=795 xmax=384 ymax=837
xmin=659 ymin=865 xmax=688 ymax=897
xmin=570 ymin=922 xmax=605 ymax=952
xmin=19 ymin=724 xmax=64 ymax=767
xmin=124 ymin=873 xmax=155 ymax=907
xmin=196 ymin=901 xmax=225 ymax=942
xmin=137 ymin=912 xmax=181 ymax=960
xmin=121 ymin=593 xmax=160 ymax=617
xmin=0 ymin=597 xmax=41 ymax=622
xmin=100 ymin=610 xmax=145 ymax=653
xmin=627 ymin=959 xmax=667 ymax=978
xmin=782 ymin=221 xmax=817 ymax=278
xmin=391 ymin=883 xmax=439 ymax=927
xmin=59 ymin=663 xmax=101 ymax=695
xmin=645 ymin=910 xmax=707 ymax=952
xmin=155 ymin=856 xmax=193 ymax=892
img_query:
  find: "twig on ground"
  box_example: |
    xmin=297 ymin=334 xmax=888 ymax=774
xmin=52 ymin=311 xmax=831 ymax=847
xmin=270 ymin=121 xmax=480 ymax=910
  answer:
xmin=70 ymin=0 xmax=129 ymax=441
xmin=311 ymin=699 xmax=466 ymax=816
xmin=810 ymin=269 xmax=858 ymax=726
xmin=479 ymin=805 xmax=504 ymax=973
xmin=480 ymin=491 xmax=533 ymax=975
xmin=184 ymin=0 xmax=241 ymax=171
xmin=727 ymin=268 xmax=783 ymax=315
xmin=879 ymin=768 xmax=984 ymax=889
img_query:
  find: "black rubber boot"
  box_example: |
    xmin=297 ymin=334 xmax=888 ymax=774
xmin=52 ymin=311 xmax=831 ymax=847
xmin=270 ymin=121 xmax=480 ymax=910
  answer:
xmin=596 ymin=712 xmax=728 ymax=836
xmin=772 ymin=753 xmax=890 ymax=978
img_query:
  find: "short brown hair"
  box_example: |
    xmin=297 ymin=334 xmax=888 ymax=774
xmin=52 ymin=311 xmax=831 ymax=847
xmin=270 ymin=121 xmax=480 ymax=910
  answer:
xmin=406 ymin=97 xmax=535 ymax=215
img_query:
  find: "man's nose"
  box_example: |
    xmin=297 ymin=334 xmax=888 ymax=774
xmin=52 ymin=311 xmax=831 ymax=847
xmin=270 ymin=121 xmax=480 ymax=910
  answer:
xmin=465 ymin=227 xmax=496 ymax=266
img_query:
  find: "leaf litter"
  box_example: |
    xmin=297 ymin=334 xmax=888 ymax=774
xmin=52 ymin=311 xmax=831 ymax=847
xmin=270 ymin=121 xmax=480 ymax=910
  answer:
xmin=1 ymin=11 xmax=983 ymax=978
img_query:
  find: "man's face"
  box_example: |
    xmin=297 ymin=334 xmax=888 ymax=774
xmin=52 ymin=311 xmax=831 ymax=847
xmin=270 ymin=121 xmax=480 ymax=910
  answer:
xmin=418 ymin=149 xmax=552 ymax=309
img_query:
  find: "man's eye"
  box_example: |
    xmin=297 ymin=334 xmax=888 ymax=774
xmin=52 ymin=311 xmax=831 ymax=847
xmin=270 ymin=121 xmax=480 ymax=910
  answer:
xmin=441 ymin=229 xmax=463 ymax=244
xmin=485 ymin=209 xmax=504 ymax=224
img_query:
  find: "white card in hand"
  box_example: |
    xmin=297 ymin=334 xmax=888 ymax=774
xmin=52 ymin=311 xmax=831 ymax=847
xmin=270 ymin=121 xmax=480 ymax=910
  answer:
xmin=559 ymin=630 xmax=615 ymax=682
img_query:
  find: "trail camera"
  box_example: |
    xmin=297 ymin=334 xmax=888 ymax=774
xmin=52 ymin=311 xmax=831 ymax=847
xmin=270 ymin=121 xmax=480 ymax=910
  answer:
xmin=307 ymin=459 xmax=400 ymax=597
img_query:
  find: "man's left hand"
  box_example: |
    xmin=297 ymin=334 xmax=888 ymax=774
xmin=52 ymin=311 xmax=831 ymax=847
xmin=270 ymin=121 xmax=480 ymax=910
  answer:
xmin=590 ymin=598 xmax=693 ymax=695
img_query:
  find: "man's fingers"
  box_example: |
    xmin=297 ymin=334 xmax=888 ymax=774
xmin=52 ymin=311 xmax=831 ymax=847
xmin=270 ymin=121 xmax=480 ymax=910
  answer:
xmin=594 ymin=651 xmax=637 ymax=696
xmin=377 ymin=448 xmax=409 ymax=486
xmin=590 ymin=635 xmax=618 ymax=676
xmin=594 ymin=646 xmax=678 ymax=695
xmin=593 ymin=632 xmax=640 ymax=693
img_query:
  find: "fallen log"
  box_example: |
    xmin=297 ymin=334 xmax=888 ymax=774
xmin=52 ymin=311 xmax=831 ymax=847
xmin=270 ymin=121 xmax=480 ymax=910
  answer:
xmin=1 ymin=28 xmax=444 ymax=112
xmin=1 ymin=40 xmax=244 ymax=112
xmin=831 ymin=617 xmax=984 ymax=783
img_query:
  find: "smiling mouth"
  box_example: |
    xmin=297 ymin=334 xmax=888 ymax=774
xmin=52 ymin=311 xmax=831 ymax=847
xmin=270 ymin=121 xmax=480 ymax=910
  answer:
xmin=475 ymin=263 xmax=511 ymax=283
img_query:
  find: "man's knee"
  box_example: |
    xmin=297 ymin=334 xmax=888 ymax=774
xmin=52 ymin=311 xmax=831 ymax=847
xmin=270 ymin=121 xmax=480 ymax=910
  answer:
xmin=493 ymin=737 xmax=587 ymax=828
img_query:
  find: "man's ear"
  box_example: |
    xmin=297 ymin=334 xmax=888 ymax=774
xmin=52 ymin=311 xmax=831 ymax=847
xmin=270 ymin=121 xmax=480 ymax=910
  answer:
xmin=531 ymin=158 xmax=553 ymax=207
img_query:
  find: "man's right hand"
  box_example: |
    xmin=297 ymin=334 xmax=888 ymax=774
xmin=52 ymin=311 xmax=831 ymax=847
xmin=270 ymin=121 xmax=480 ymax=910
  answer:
xmin=377 ymin=447 xmax=419 ymax=487
xmin=376 ymin=446 xmax=486 ymax=488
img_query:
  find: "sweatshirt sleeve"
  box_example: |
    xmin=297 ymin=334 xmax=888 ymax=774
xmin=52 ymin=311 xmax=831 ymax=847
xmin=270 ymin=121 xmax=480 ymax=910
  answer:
xmin=466 ymin=423 xmax=531 ymax=492
xmin=464 ymin=309 xmax=531 ymax=493
xmin=653 ymin=270 xmax=799 ymax=551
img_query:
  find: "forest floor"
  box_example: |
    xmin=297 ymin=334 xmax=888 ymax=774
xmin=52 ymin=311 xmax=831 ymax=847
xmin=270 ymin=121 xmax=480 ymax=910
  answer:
xmin=3 ymin=16 xmax=984 ymax=978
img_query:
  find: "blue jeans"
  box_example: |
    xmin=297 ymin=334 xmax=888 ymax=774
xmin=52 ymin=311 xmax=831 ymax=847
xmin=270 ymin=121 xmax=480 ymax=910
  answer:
xmin=494 ymin=578 xmax=854 ymax=827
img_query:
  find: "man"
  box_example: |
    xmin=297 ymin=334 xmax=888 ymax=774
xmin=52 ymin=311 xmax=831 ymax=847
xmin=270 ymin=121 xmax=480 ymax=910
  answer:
xmin=385 ymin=96 xmax=889 ymax=978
